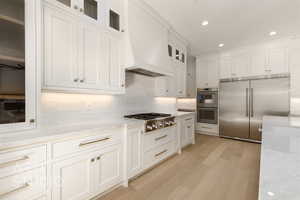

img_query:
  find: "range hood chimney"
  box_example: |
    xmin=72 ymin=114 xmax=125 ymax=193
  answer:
xmin=124 ymin=0 xmax=173 ymax=77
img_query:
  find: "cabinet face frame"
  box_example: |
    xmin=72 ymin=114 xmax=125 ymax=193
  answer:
xmin=0 ymin=0 xmax=37 ymax=134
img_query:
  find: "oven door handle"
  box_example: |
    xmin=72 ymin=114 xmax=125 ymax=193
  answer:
xmin=246 ymin=88 xmax=249 ymax=117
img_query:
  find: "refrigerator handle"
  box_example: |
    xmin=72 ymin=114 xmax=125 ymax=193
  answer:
xmin=251 ymin=88 xmax=254 ymax=117
xmin=246 ymin=88 xmax=249 ymax=117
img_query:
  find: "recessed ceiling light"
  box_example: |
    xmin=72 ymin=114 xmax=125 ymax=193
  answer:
xmin=267 ymin=192 xmax=275 ymax=197
xmin=219 ymin=43 xmax=224 ymax=47
xmin=269 ymin=31 xmax=277 ymax=36
xmin=201 ymin=21 xmax=209 ymax=26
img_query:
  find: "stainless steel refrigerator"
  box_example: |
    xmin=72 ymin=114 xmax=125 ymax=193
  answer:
xmin=219 ymin=76 xmax=290 ymax=142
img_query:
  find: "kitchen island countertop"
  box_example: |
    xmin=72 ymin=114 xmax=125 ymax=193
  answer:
xmin=260 ymin=116 xmax=300 ymax=200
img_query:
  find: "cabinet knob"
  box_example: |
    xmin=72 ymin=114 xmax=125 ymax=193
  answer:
xmin=121 ymin=84 xmax=125 ymax=87
xmin=80 ymin=79 xmax=85 ymax=83
xmin=97 ymin=156 xmax=102 ymax=160
xmin=74 ymin=5 xmax=78 ymax=10
xmin=91 ymin=158 xmax=95 ymax=162
xmin=79 ymin=8 xmax=83 ymax=12
xmin=74 ymin=78 xmax=79 ymax=82
xmin=30 ymin=119 xmax=35 ymax=123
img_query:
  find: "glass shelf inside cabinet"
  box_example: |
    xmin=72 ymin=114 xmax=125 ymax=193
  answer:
xmin=84 ymin=0 xmax=98 ymax=20
xmin=56 ymin=0 xmax=71 ymax=7
xmin=0 ymin=0 xmax=26 ymax=125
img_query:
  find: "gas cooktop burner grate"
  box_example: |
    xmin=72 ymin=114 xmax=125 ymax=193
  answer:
xmin=124 ymin=113 xmax=171 ymax=120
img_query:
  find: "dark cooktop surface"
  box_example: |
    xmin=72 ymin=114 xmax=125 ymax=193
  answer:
xmin=124 ymin=113 xmax=171 ymax=120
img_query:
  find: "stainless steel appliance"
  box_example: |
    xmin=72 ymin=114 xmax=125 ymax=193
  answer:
xmin=198 ymin=107 xmax=218 ymax=124
xmin=124 ymin=113 xmax=176 ymax=133
xmin=197 ymin=88 xmax=218 ymax=108
xmin=219 ymin=76 xmax=290 ymax=142
xmin=197 ymin=89 xmax=218 ymax=124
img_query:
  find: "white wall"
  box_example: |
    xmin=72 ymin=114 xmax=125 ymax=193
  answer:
xmin=40 ymin=72 xmax=177 ymax=128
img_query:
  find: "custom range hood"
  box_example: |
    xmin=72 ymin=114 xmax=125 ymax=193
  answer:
xmin=124 ymin=0 xmax=173 ymax=77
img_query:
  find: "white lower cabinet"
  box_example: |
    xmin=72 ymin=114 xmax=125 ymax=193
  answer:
xmin=178 ymin=115 xmax=195 ymax=148
xmin=127 ymin=128 xmax=142 ymax=179
xmin=52 ymin=154 xmax=93 ymax=200
xmin=93 ymin=145 xmax=122 ymax=194
xmin=0 ymin=167 xmax=46 ymax=200
xmin=52 ymin=144 xmax=122 ymax=200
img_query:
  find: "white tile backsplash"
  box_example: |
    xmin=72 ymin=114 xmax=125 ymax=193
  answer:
xmin=40 ymin=73 xmax=177 ymax=128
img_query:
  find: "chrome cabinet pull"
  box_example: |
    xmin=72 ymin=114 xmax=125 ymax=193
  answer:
xmin=155 ymin=135 xmax=167 ymax=141
xmin=155 ymin=150 xmax=168 ymax=157
xmin=246 ymin=88 xmax=249 ymax=117
xmin=0 ymin=183 xmax=30 ymax=198
xmin=0 ymin=156 xmax=29 ymax=169
xmin=251 ymin=88 xmax=254 ymax=117
xmin=79 ymin=137 xmax=110 ymax=147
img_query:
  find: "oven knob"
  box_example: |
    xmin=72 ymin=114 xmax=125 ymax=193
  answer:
xmin=165 ymin=121 xmax=170 ymax=126
xmin=170 ymin=121 xmax=175 ymax=125
xmin=152 ymin=124 xmax=157 ymax=129
xmin=146 ymin=125 xmax=153 ymax=130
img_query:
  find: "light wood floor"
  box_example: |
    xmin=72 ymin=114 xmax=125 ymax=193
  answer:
xmin=97 ymin=135 xmax=261 ymax=200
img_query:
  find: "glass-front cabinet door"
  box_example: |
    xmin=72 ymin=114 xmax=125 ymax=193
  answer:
xmin=0 ymin=0 xmax=36 ymax=132
xmin=83 ymin=0 xmax=99 ymax=20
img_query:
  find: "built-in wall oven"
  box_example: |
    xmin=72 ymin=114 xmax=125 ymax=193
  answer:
xmin=197 ymin=107 xmax=218 ymax=124
xmin=197 ymin=89 xmax=218 ymax=124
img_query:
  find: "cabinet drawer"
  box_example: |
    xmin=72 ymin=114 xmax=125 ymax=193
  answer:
xmin=52 ymin=132 xmax=121 ymax=159
xmin=0 ymin=145 xmax=47 ymax=177
xmin=197 ymin=123 xmax=218 ymax=133
xmin=0 ymin=167 xmax=46 ymax=200
xmin=143 ymin=141 xmax=175 ymax=168
xmin=143 ymin=127 xmax=175 ymax=152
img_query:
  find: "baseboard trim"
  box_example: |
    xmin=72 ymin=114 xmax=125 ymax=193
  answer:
xmin=196 ymin=131 xmax=219 ymax=137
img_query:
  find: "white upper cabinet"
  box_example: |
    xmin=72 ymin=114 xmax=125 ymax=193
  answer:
xmin=154 ymin=31 xmax=187 ymax=97
xmin=51 ymin=0 xmax=107 ymax=25
xmin=175 ymin=65 xmax=186 ymax=97
xmin=196 ymin=56 xmax=219 ymax=88
xmin=219 ymin=40 xmax=290 ymax=80
xmin=231 ymin=50 xmax=251 ymax=77
xmin=44 ymin=6 xmax=79 ymax=89
xmin=251 ymin=43 xmax=289 ymax=76
xmin=43 ymin=2 xmax=125 ymax=94
xmin=266 ymin=45 xmax=289 ymax=74
xmin=0 ymin=0 xmax=36 ymax=133
xmin=219 ymin=54 xmax=232 ymax=79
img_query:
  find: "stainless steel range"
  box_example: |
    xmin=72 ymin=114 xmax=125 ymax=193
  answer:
xmin=124 ymin=113 xmax=176 ymax=133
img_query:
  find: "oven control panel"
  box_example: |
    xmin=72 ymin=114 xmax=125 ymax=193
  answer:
xmin=145 ymin=117 xmax=176 ymax=132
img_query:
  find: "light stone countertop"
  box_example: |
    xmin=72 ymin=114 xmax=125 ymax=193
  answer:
xmin=0 ymin=118 xmax=143 ymax=150
xmin=259 ymin=116 xmax=300 ymax=200
xmin=0 ymin=112 xmax=194 ymax=150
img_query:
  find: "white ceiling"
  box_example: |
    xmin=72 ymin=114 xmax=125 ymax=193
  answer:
xmin=143 ymin=0 xmax=300 ymax=56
